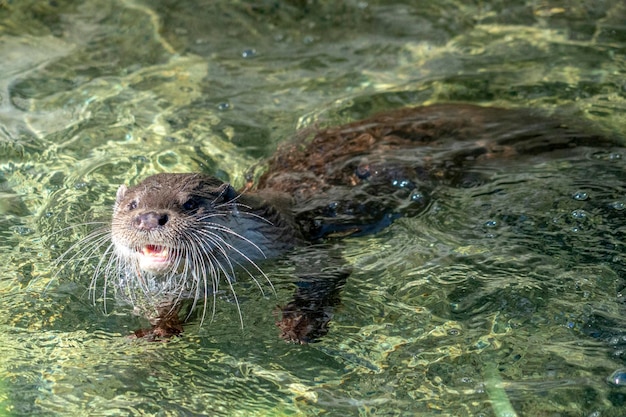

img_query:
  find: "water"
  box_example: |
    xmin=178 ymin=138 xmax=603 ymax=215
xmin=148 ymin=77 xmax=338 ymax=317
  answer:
xmin=1 ymin=0 xmax=626 ymax=415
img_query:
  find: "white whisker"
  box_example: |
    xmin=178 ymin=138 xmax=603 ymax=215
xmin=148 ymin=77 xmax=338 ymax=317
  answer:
xmin=55 ymin=173 xmax=293 ymax=339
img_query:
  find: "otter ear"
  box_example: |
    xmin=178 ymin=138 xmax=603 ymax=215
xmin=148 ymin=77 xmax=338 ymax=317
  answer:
xmin=116 ymin=184 xmax=128 ymax=205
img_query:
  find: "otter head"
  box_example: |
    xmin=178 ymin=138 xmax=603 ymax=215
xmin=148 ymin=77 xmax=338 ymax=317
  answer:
xmin=111 ymin=173 xmax=242 ymax=276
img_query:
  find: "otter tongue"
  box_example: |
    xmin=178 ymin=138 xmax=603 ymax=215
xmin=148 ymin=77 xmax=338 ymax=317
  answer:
xmin=142 ymin=245 xmax=168 ymax=259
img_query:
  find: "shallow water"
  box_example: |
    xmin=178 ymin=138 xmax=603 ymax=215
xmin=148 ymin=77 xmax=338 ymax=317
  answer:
xmin=1 ymin=0 xmax=626 ymax=416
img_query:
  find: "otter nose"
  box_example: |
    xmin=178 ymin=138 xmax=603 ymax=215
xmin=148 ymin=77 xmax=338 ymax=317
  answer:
xmin=133 ymin=211 xmax=169 ymax=230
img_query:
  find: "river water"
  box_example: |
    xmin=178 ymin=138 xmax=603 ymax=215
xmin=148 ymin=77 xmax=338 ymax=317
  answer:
xmin=1 ymin=1 xmax=625 ymax=416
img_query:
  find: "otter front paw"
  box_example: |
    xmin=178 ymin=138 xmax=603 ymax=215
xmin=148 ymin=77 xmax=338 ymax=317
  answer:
xmin=132 ymin=317 xmax=184 ymax=341
xmin=276 ymin=303 xmax=332 ymax=344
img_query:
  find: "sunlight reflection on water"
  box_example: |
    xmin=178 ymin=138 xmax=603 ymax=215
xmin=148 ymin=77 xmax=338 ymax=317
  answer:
xmin=0 ymin=0 xmax=625 ymax=416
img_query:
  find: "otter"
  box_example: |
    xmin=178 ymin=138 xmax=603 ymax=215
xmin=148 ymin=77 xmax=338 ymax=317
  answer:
xmin=101 ymin=104 xmax=619 ymax=342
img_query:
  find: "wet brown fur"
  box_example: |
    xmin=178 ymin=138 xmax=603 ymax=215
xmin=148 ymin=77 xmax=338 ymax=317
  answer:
xmin=106 ymin=104 xmax=616 ymax=342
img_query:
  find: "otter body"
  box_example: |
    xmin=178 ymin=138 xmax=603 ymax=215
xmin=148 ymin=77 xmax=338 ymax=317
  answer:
xmin=105 ymin=104 xmax=619 ymax=341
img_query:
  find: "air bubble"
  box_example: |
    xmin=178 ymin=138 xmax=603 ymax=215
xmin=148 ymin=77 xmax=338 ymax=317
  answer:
xmin=572 ymin=191 xmax=588 ymax=201
xmin=410 ymin=191 xmax=424 ymax=202
xmin=571 ymin=209 xmax=586 ymax=219
xmin=217 ymin=102 xmax=231 ymax=111
xmin=610 ymin=201 xmax=625 ymax=211
xmin=484 ymin=220 xmax=498 ymax=228
xmin=241 ymin=49 xmax=257 ymax=58
xmin=392 ymin=179 xmax=411 ymax=188
xmin=607 ymin=368 xmax=626 ymax=386
xmin=326 ymin=202 xmax=338 ymax=216
xmin=592 ymin=151 xmax=622 ymax=161
xmin=355 ymin=165 xmax=371 ymax=179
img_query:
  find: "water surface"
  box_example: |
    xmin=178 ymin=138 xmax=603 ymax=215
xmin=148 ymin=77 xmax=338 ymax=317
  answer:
xmin=1 ymin=0 xmax=626 ymax=415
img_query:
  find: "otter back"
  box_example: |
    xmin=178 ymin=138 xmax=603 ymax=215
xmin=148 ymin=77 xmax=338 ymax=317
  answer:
xmin=257 ymin=104 xmax=616 ymax=240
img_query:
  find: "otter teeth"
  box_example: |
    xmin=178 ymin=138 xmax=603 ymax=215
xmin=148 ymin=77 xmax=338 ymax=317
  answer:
xmin=134 ymin=245 xmax=174 ymax=273
xmin=141 ymin=245 xmax=168 ymax=259
xmin=137 ymin=245 xmax=169 ymax=262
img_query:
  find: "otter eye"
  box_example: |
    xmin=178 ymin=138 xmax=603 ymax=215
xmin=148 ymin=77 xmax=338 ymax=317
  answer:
xmin=127 ymin=200 xmax=137 ymax=211
xmin=182 ymin=198 xmax=199 ymax=211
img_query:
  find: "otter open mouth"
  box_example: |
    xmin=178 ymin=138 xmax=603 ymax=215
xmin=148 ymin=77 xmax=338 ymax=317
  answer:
xmin=136 ymin=244 xmax=174 ymax=272
xmin=142 ymin=244 xmax=169 ymax=259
